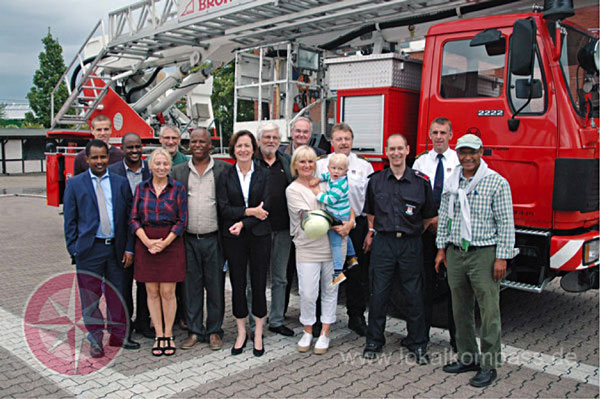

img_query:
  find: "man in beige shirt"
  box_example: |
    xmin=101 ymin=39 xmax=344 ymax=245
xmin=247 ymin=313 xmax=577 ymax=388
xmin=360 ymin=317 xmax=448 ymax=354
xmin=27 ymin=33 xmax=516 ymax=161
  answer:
xmin=171 ymin=128 xmax=231 ymax=350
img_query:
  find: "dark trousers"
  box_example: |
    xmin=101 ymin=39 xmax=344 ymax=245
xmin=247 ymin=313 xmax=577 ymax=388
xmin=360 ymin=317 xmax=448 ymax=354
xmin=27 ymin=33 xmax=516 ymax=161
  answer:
xmin=223 ymin=234 xmax=270 ymax=319
xmin=367 ymin=234 xmax=427 ymax=350
xmin=123 ymin=265 xmax=150 ymax=334
xmin=284 ymin=242 xmax=296 ymax=315
xmin=346 ymin=216 xmax=370 ymax=318
xmin=76 ymin=240 xmax=127 ymax=345
xmin=422 ymin=230 xmax=456 ymax=345
xmin=176 ymin=283 xmax=186 ymax=323
xmin=184 ymin=233 xmax=225 ymax=339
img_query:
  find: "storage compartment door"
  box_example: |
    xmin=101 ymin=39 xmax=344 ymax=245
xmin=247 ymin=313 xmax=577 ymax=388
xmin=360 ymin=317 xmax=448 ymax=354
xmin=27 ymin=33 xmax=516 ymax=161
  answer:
xmin=341 ymin=94 xmax=384 ymax=154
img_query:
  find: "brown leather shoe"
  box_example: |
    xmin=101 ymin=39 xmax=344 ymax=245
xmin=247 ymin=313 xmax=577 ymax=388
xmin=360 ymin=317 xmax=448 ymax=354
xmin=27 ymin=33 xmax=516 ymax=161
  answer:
xmin=181 ymin=333 xmax=200 ymax=350
xmin=209 ymin=334 xmax=223 ymax=350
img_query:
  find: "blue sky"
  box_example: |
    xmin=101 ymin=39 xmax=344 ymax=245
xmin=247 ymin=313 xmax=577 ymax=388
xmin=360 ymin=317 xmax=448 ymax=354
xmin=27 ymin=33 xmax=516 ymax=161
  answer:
xmin=0 ymin=0 xmax=125 ymax=103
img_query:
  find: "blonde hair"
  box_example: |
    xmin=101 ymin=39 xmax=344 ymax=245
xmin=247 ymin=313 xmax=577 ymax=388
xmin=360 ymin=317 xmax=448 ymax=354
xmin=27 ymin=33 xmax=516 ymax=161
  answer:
xmin=148 ymin=147 xmax=172 ymax=167
xmin=328 ymin=153 xmax=349 ymax=169
xmin=290 ymin=145 xmax=317 ymax=177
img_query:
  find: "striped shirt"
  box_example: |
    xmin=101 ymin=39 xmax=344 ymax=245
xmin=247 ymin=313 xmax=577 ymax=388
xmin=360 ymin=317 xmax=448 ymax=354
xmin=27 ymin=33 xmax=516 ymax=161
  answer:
xmin=130 ymin=178 xmax=188 ymax=236
xmin=316 ymin=172 xmax=351 ymax=219
xmin=436 ymin=170 xmax=518 ymax=259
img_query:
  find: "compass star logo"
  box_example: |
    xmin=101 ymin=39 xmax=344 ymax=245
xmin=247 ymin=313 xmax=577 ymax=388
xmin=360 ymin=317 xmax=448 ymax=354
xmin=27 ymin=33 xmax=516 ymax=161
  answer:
xmin=24 ymin=272 xmax=127 ymax=375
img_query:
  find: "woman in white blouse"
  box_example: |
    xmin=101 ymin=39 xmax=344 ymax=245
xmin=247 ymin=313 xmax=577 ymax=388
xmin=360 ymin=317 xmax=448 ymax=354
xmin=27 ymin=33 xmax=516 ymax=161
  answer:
xmin=217 ymin=130 xmax=271 ymax=357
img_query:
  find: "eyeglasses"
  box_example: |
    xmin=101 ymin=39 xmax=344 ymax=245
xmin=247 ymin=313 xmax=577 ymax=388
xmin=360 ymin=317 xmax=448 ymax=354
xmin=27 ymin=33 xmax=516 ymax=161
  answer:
xmin=263 ymin=135 xmax=280 ymax=141
xmin=293 ymin=129 xmax=311 ymax=135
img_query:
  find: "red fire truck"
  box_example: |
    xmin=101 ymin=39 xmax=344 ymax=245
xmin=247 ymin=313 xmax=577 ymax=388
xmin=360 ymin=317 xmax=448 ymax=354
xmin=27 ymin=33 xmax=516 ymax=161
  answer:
xmin=45 ymin=0 xmax=599 ymax=292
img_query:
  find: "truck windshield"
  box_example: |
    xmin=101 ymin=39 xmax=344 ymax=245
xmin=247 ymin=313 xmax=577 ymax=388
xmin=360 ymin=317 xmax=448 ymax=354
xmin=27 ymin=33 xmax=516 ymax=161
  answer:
xmin=557 ymin=24 xmax=599 ymax=118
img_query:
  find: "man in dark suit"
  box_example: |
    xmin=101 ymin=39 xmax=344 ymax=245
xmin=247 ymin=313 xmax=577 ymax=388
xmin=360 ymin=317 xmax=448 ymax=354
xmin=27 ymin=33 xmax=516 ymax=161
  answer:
xmin=64 ymin=140 xmax=135 ymax=358
xmin=279 ymin=117 xmax=326 ymax=156
xmin=108 ymin=132 xmax=151 ymax=344
xmin=172 ymin=128 xmax=231 ymax=350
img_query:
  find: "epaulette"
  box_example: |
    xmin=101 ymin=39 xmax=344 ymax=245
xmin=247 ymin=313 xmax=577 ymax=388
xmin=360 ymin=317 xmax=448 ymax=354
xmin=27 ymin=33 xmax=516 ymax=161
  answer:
xmin=357 ymin=154 xmax=371 ymax=162
xmin=316 ymin=154 xmax=328 ymax=160
xmin=367 ymin=170 xmax=383 ymax=179
xmin=415 ymin=151 xmax=428 ymax=160
xmin=414 ymin=169 xmax=430 ymax=182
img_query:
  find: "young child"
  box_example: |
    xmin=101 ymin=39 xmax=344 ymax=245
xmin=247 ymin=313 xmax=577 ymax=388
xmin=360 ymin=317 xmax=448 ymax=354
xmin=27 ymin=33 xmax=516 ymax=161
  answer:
xmin=315 ymin=153 xmax=358 ymax=287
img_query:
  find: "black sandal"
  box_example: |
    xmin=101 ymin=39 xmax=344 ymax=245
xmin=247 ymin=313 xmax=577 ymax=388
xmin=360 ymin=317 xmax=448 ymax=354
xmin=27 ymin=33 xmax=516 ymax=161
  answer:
xmin=152 ymin=337 xmax=164 ymax=357
xmin=164 ymin=336 xmax=176 ymax=356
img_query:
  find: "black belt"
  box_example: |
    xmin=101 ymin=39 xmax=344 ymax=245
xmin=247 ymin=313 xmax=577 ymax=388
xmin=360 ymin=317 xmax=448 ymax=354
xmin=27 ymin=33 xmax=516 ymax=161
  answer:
xmin=450 ymin=243 xmax=494 ymax=252
xmin=377 ymin=231 xmax=417 ymax=239
xmin=185 ymin=231 xmax=218 ymax=239
xmin=95 ymin=237 xmax=114 ymax=245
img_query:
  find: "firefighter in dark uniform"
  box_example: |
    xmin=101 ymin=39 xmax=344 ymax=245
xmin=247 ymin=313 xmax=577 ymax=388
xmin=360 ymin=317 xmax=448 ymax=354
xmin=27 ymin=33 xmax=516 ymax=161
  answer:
xmin=362 ymin=134 xmax=437 ymax=364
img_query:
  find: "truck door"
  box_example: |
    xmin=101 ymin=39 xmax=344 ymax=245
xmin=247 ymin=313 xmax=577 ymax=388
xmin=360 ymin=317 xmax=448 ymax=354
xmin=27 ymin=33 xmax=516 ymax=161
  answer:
xmin=426 ymin=26 xmax=557 ymax=229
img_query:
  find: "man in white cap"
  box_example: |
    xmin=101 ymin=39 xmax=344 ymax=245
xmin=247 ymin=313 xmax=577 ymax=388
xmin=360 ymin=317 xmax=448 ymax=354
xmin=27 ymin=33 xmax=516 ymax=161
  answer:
xmin=435 ymin=134 xmax=518 ymax=388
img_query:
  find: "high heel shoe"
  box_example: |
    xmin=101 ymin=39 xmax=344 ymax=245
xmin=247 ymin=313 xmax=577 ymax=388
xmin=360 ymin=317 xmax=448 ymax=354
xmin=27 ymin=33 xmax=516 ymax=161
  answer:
xmin=231 ymin=335 xmax=248 ymax=356
xmin=253 ymin=336 xmax=265 ymax=357
xmin=163 ymin=336 xmax=176 ymax=356
xmin=151 ymin=337 xmax=164 ymax=357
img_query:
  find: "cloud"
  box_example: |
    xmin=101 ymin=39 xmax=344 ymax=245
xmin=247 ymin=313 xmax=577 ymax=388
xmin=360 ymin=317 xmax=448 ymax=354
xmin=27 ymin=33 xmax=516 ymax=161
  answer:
xmin=0 ymin=0 xmax=124 ymax=100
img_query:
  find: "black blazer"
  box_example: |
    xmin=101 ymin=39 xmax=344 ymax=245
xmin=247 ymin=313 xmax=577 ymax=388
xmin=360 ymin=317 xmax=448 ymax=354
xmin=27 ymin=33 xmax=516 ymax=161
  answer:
xmin=217 ymin=160 xmax=271 ymax=238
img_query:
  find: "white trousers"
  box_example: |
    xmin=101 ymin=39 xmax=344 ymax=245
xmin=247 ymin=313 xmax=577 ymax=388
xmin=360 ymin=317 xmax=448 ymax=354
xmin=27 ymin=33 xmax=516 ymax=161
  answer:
xmin=296 ymin=260 xmax=339 ymax=326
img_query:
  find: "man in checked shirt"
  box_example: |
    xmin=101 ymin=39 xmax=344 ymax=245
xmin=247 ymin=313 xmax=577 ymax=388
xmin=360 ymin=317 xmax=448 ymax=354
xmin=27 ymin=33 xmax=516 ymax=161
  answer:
xmin=435 ymin=134 xmax=518 ymax=388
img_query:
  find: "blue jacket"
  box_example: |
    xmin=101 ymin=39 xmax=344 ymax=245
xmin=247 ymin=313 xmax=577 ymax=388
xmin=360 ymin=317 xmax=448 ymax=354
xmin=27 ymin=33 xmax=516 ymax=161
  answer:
xmin=63 ymin=171 xmax=134 ymax=263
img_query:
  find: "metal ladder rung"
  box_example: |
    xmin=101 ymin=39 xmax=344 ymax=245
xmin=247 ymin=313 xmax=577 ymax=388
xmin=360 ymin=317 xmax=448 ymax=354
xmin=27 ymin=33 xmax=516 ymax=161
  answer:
xmin=500 ymin=278 xmax=552 ymax=293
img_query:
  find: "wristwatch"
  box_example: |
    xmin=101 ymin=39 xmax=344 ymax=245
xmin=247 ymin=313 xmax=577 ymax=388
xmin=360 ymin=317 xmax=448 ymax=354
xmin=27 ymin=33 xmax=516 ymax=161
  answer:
xmin=368 ymin=228 xmax=376 ymax=234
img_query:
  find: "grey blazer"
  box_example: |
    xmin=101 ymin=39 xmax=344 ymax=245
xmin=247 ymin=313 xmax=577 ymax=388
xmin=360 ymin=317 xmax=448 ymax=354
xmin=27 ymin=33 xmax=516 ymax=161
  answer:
xmin=171 ymin=156 xmax=232 ymax=237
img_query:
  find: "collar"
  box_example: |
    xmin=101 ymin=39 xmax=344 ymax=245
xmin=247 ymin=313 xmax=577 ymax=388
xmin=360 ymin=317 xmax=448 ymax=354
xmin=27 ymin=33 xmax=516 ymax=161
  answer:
xmin=123 ymin=160 xmax=144 ymax=173
xmin=459 ymin=168 xmax=474 ymax=182
xmin=235 ymin=161 xmax=255 ymax=175
xmin=142 ymin=177 xmax=173 ymax=188
xmin=257 ymin=150 xmax=280 ymax=164
xmin=188 ymin=156 xmax=214 ymax=176
xmin=429 ymin=147 xmax=454 ymax=161
xmin=89 ymin=169 xmax=109 ymax=180
xmin=384 ymin=166 xmax=412 ymax=182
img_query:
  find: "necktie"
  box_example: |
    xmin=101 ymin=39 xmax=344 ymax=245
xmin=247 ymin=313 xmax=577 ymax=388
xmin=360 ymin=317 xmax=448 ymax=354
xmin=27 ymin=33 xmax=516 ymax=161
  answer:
xmin=96 ymin=177 xmax=112 ymax=236
xmin=433 ymin=153 xmax=444 ymax=206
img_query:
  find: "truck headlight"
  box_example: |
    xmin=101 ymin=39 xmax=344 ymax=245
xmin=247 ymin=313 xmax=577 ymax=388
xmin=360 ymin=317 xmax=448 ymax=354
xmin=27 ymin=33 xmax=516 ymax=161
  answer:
xmin=583 ymin=238 xmax=599 ymax=265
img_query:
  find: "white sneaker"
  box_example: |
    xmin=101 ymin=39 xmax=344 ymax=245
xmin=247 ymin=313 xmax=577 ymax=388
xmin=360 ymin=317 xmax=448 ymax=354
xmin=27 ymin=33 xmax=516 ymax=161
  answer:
xmin=297 ymin=332 xmax=313 ymax=353
xmin=313 ymin=334 xmax=330 ymax=355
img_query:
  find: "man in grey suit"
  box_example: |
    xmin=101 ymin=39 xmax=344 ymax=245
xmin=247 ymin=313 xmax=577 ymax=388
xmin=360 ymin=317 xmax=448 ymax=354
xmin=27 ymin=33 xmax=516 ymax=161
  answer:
xmin=172 ymin=128 xmax=231 ymax=350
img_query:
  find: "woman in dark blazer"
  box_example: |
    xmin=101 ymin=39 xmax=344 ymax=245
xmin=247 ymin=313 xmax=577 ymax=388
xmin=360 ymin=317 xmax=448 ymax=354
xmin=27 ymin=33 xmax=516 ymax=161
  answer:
xmin=217 ymin=130 xmax=271 ymax=357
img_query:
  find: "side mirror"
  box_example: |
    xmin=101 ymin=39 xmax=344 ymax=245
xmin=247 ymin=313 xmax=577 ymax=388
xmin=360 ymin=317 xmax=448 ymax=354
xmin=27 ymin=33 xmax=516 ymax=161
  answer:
xmin=515 ymin=79 xmax=543 ymax=99
xmin=470 ymin=28 xmax=506 ymax=56
xmin=509 ymin=19 xmax=536 ymax=76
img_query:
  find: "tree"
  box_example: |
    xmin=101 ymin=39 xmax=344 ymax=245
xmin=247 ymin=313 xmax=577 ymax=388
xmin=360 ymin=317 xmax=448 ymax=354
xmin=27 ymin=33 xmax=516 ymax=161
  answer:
xmin=25 ymin=29 xmax=69 ymax=128
xmin=210 ymin=61 xmax=254 ymax=146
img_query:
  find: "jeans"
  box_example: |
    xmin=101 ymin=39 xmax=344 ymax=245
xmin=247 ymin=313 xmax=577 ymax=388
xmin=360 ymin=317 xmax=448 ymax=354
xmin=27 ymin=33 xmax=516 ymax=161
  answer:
xmin=328 ymin=229 xmax=356 ymax=271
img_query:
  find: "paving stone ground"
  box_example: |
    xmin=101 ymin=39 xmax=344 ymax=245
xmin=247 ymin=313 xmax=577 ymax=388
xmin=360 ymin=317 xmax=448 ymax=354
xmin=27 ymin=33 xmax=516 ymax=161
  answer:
xmin=0 ymin=176 xmax=598 ymax=398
